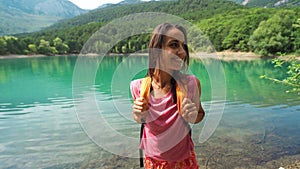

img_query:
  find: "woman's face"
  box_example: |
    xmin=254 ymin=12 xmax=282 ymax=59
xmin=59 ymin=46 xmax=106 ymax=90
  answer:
xmin=159 ymin=28 xmax=187 ymax=72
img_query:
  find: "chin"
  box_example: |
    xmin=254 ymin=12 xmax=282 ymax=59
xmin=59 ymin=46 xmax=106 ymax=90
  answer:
xmin=174 ymin=61 xmax=183 ymax=69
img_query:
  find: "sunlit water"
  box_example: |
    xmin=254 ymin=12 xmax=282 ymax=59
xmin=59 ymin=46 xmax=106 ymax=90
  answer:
xmin=0 ymin=55 xmax=299 ymax=168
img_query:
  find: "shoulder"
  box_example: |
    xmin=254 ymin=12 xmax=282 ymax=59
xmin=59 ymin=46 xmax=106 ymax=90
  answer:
xmin=186 ymin=74 xmax=200 ymax=87
xmin=130 ymin=78 xmax=144 ymax=99
xmin=186 ymin=74 xmax=197 ymax=81
xmin=185 ymin=74 xmax=201 ymax=97
xmin=130 ymin=78 xmax=143 ymax=86
xmin=131 ymin=77 xmax=153 ymax=100
xmin=130 ymin=78 xmax=143 ymax=91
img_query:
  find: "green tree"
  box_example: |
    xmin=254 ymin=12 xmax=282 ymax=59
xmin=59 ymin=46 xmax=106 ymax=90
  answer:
xmin=28 ymin=44 xmax=37 ymax=54
xmin=292 ymin=18 xmax=300 ymax=54
xmin=53 ymin=37 xmax=69 ymax=54
xmin=222 ymin=12 xmax=268 ymax=52
xmin=0 ymin=37 xmax=7 ymax=55
xmin=199 ymin=17 xmax=233 ymax=51
xmin=38 ymin=39 xmax=56 ymax=55
xmin=261 ymin=55 xmax=300 ymax=94
xmin=4 ymin=36 xmax=23 ymax=54
xmin=249 ymin=10 xmax=296 ymax=56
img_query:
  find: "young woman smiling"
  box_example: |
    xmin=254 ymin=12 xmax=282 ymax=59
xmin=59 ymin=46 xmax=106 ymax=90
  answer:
xmin=130 ymin=23 xmax=205 ymax=169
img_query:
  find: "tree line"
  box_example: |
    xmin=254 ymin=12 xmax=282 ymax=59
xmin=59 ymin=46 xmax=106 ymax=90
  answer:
xmin=197 ymin=8 xmax=300 ymax=56
xmin=0 ymin=2 xmax=299 ymax=57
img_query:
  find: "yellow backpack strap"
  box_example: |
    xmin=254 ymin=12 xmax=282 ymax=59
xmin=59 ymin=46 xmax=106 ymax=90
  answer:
xmin=176 ymin=83 xmax=184 ymax=114
xmin=140 ymin=76 xmax=151 ymax=103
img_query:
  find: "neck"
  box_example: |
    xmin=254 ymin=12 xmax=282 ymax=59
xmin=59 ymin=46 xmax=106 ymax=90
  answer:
xmin=152 ymin=69 xmax=172 ymax=88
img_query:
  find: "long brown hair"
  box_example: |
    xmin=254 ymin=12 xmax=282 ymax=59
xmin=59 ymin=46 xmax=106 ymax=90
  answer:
xmin=147 ymin=23 xmax=189 ymax=103
xmin=147 ymin=23 xmax=189 ymax=77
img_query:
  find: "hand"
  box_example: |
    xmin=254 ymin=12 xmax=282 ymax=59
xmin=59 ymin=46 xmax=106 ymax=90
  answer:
xmin=132 ymin=97 xmax=148 ymax=124
xmin=181 ymin=98 xmax=198 ymax=123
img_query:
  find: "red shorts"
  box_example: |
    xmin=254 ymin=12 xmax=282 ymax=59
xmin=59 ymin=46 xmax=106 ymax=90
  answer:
xmin=144 ymin=151 xmax=199 ymax=169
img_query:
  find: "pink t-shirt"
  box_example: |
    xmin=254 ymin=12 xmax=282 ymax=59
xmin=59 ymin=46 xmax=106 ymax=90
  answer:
xmin=130 ymin=75 xmax=200 ymax=162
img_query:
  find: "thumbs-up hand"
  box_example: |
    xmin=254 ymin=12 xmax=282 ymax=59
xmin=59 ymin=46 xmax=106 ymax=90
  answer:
xmin=181 ymin=98 xmax=198 ymax=123
xmin=132 ymin=97 xmax=149 ymax=124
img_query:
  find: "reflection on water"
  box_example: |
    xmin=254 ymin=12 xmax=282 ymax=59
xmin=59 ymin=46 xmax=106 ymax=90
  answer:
xmin=0 ymin=55 xmax=299 ymax=168
xmin=190 ymin=58 xmax=299 ymax=106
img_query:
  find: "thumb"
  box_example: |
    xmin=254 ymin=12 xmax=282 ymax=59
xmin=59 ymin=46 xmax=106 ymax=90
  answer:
xmin=136 ymin=97 xmax=144 ymax=102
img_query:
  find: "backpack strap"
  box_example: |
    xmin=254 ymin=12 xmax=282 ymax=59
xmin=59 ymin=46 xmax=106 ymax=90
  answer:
xmin=176 ymin=83 xmax=184 ymax=114
xmin=140 ymin=77 xmax=151 ymax=103
xmin=139 ymin=77 xmax=151 ymax=167
xmin=139 ymin=123 xmax=145 ymax=167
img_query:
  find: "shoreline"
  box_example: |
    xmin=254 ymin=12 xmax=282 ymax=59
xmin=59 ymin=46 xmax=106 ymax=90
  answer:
xmin=194 ymin=51 xmax=262 ymax=61
xmin=0 ymin=51 xmax=298 ymax=61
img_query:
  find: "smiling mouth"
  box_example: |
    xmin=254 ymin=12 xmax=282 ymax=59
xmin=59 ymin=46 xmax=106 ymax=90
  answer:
xmin=172 ymin=58 xmax=183 ymax=67
xmin=174 ymin=57 xmax=183 ymax=63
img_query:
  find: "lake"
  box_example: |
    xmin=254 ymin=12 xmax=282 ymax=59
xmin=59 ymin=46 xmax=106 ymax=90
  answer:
xmin=0 ymin=55 xmax=299 ymax=168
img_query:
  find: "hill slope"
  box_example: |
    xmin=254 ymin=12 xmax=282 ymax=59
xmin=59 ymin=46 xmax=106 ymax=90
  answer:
xmin=229 ymin=0 xmax=300 ymax=7
xmin=22 ymin=0 xmax=243 ymax=54
xmin=0 ymin=0 xmax=87 ymax=35
xmin=48 ymin=0 xmax=242 ymax=30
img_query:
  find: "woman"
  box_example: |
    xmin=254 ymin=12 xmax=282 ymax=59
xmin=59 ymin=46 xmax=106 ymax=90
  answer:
xmin=130 ymin=23 xmax=205 ymax=169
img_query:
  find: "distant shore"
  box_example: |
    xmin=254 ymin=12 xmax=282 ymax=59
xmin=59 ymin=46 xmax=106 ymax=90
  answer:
xmin=0 ymin=51 xmax=298 ymax=61
xmin=194 ymin=51 xmax=262 ymax=61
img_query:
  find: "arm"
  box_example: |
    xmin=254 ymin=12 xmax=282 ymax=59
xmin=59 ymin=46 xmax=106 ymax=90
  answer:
xmin=181 ymin=77 xmax=205 ymax=124
xmin=194 ymin=78 xmax=205 ymax=124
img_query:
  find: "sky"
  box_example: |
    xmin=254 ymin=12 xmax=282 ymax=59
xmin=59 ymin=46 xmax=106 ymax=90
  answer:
xmin=69 ymin=0 xmax=123 ymax=10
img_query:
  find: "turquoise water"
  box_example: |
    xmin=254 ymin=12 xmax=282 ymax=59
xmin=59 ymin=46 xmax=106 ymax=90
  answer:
xmin=0 ymin=55 xmax=299 ymax=168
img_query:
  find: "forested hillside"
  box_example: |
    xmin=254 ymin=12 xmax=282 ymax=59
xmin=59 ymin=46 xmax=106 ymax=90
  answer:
xmin=197 ymin=7 xmax=300 ymax=55
xmin=0 ymin=0 xmax=299 ymax=57
xmin=48 ymin=0 xmax=240 ymax=30
xmin=229 ymin=0 xmax=300 ymax=7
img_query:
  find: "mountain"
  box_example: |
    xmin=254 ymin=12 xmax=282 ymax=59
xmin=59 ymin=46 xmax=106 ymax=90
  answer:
xmin=0 ymin=0 xmax=87 ymax=35
xmin=48 ymin=0 xmax=241 ymax=30
xmin=228 ymin=0 xmax=300 ymax=7
xmin=97 ymin=0 xmax=160 ymax=9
